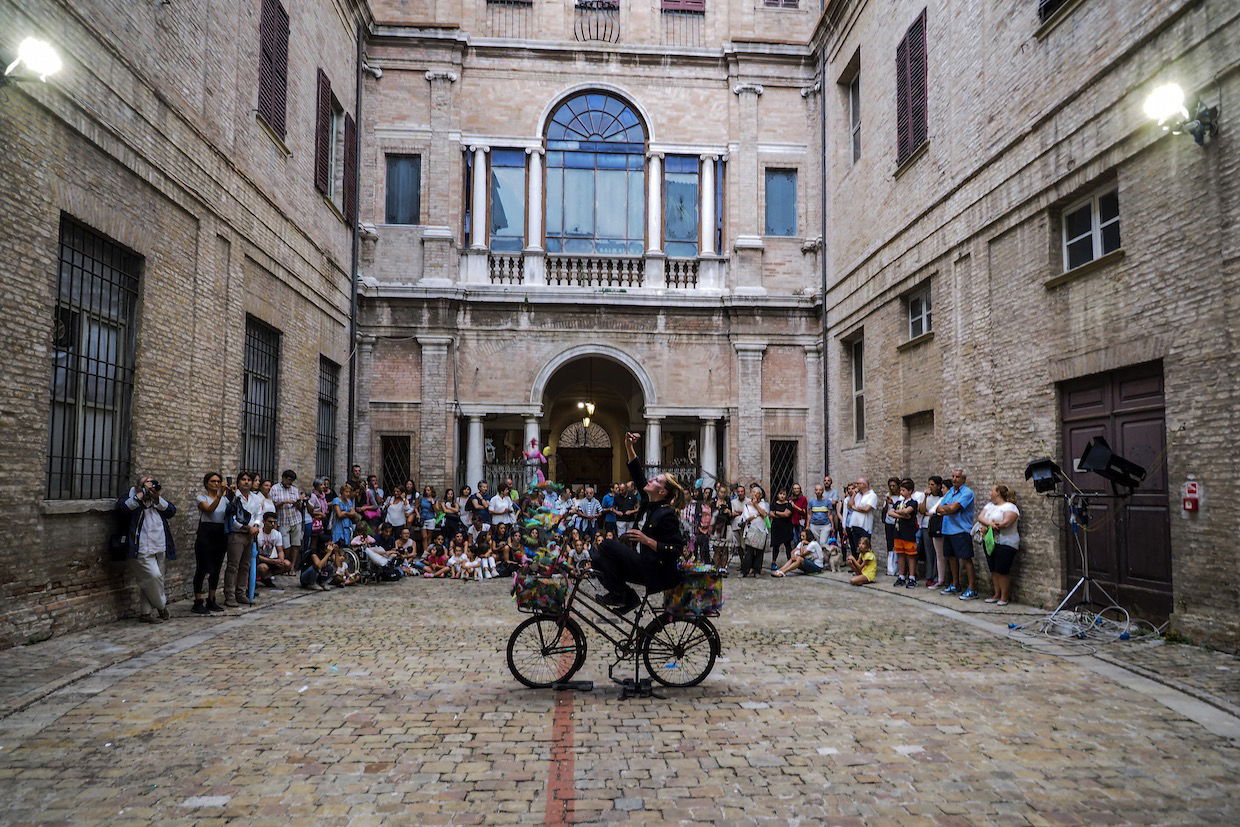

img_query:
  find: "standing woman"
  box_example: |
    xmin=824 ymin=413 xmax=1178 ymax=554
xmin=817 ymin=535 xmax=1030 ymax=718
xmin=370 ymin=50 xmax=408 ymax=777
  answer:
xmin=739 ymin=485 xmax=770 ymax=578
xmin=768 ymin=488 xmax=795 ymax=571
xmin=331 ymin=482 xmax=360 ymax=546
xmin=442 ymin=487 xmax=463 ymax=539
xmin=418 ymin=486 xmax=438 ymax=554
xmin=590 ymin=432 xmax=689 ymax=613
xmin=978 ymin=485 xmax=1020 ymax=605
xmin=192 ymin=472 xmax=229 ymax=616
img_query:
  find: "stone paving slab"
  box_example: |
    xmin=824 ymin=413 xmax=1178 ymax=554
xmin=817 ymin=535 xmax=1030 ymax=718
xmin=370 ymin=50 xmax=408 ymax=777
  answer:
xmin=0 ymin=573 xmax=1238 ymax=824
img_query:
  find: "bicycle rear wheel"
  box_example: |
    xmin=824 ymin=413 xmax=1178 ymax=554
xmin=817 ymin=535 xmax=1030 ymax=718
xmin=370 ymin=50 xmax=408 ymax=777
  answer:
xmin=642 ymin=615 xmax=718 ymax=688
xmin=507 ymin=615 xmax=587 ymax=688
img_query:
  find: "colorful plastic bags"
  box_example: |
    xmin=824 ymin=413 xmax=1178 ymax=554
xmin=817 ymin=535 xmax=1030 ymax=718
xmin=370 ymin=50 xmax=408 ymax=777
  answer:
xmin=514 ymin=575 xmax=569 ymax=614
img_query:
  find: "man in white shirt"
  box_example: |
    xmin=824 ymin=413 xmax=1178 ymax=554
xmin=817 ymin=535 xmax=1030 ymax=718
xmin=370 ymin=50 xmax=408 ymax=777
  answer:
xmin=489 ymin=483 xmax=516 ymax=525
xmin=118 ymin=476 xmax=177 ymax=624
xmin=845 ymin=477 xmax=878 ymax=553
xmin=256 ymin=512 xmax=292 ymax=589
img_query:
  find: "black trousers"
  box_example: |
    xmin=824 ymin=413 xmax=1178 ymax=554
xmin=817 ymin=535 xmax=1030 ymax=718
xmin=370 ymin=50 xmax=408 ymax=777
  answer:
xmin=590 ymin=538 xmax=680 ymax=600
xmin=846 ymin=526 xmax=871 ymax=556
xmin=771 ymin=531 xmax=794 ymax=567
xmin=193 ymin=522 xmax=228 ymax=594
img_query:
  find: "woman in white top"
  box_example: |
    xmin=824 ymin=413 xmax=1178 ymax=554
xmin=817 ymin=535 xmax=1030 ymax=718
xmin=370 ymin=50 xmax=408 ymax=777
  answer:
xmin=919 ymin=476 xmax=946 ymax=589
xmin=383 ymin=490 xmax=411 ymax=533
xmin=772 ymin=529 xmax=824 ymax=577
xmin=978 ymin=484 xmax=1020 ymax=605
xmin=739 ymin=485 xmax=770 ymax=578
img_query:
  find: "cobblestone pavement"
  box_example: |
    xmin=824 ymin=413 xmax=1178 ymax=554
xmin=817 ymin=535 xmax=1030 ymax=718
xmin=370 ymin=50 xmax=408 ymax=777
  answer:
xmin=2 ymin=574 xmax=1239 ymax=825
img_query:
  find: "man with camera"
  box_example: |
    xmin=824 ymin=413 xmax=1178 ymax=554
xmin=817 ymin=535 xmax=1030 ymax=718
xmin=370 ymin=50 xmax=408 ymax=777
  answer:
xmin=117 ymin=475 xmax=177 ymax=624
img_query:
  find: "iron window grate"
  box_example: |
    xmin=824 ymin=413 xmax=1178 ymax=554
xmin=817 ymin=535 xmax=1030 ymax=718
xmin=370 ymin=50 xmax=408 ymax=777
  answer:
xmin=317 ymin=357 xmax=339 ymax=479
xmin=243 ymin=316 xmax=280 ymax=483
xmin=770 ymin=440 xmax=798 ymax=498
xmin=380 ymin=435 xmax=411 ymax=494
xmin=47 ymin=216 xmax=141 ymax=500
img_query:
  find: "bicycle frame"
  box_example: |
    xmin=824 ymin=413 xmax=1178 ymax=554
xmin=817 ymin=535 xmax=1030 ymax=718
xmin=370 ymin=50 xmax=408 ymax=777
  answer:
xmin=551 ymin=572 xmax=656 ymax=657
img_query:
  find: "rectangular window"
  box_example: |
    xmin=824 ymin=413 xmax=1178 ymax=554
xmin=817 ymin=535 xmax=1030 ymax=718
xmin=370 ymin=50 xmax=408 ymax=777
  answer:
xmin=764 ymin=168 xmax=797 ymax=237
xmin=714 ymin=157 xmax=725 ymax=253
xmin=849 ymin=73 xmax=862 ymax=163
xmin=47 ymin=216 xmax=140 ymax=500
xmin=907 ymin=287 xmax=932 ymax=339
xmin=769 ymin=440 xmax=798 ymax=499
xmin=490 ymin=149 xmax=527 ymax=252
xmin=257 ymin=0 xmax=289 ymax=138
xmin=1038 ymin=0 xmax=1074 ymax=22
xmin=385 ymin=154 xmax=422 ymax=224
xmin=380 ymin=435 xmax=411 ymax=494
xmin=1061 ymin=188 xmax=1120 ymax=271
xmin=243 ymin=316 xmax=280 ymax=482
xmin=895 ymin=9 xmax=928 ymax=166
xmin=662 ymin=0 xmax=705 ymax=11
xmin=316 ymin=357 xmax=339 ymax=479
xmin=664 ymin=155 xmax=700 ymax=258
xmin=763 ymin=0 xmax=800 ymax=7
xmin=851 ymin=339 xmax=865 ymax=442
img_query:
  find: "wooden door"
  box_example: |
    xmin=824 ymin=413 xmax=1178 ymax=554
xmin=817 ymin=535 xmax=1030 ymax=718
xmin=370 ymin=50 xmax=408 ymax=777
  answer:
xmin=1060 ymin=362 xmax=1171 ymax=618
xmin=556 ymin=448 xmax=613 ymax=490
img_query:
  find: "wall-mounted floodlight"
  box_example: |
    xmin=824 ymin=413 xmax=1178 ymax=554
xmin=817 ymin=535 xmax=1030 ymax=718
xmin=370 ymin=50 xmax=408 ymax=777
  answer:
xmin=1143 ymin=83 xmax=1219 ymax=146
xmin=2 ymin=37 xmax=62 ymax=85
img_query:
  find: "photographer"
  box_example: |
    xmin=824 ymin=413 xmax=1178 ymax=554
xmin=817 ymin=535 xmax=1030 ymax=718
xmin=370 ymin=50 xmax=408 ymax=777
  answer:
xmin=116 ymin=475 xmax=177 ymax=624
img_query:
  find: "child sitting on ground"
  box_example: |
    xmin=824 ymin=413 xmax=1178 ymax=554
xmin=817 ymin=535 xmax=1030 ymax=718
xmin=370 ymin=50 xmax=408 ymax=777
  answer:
xmin=462 ymin=545 xmax=484 ymax=581
xmin=847 ymin=536 xmax=877 ymax=586
xmin=473 ymin=537 xmax=498 ymax=578
xmin=570 ymin=539 xmax=592 ymax=572
xmin=423 ymin=544 xmax=449 ymax=578
xmin=447 ymin=544 xmax=466 ymax=579
xmin=331 ymin=545 xmax=360 ymax=587
xmin=299 ymin=540 xmax=336 ymax=590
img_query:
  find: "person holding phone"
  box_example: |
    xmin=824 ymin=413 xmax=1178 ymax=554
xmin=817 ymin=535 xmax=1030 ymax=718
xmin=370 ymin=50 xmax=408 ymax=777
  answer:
xmin=589 ymin=432 xmax=689 ymax=615
xmin=117 ymin=475 xmax=177 ymax=624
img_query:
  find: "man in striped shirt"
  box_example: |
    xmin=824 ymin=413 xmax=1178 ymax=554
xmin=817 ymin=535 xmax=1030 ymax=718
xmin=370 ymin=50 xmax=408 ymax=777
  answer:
xmin=576 ymin=486 xmax=602 ymax=538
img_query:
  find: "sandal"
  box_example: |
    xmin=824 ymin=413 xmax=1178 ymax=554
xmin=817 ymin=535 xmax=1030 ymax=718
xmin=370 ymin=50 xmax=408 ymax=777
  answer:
xmin=772 ymin=570 xmax=785 ymax=577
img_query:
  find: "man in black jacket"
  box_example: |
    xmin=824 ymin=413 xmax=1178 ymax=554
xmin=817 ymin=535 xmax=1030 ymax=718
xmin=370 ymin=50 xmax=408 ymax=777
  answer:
xmin=590 ymin=432 xmax=688 ymax=614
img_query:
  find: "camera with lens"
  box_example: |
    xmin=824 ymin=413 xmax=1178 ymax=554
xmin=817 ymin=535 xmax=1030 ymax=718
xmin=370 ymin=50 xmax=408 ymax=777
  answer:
xmin=148 ymin=479 xmax=161 ymax=492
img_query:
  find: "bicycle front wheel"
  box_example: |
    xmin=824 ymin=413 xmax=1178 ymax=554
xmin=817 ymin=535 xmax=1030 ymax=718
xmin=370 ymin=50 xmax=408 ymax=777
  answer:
xmin=642 ymin=615 xmax=718 ymax=688
xmin=506 ymin=615 xmax=587 ymax=689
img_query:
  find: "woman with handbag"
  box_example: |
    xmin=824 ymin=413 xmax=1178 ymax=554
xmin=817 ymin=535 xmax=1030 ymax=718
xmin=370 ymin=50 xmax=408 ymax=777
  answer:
xmin=977 ymin=485 xmax=1020 ymax=605
xmin=739 ymin=485 xmax=770 ymax=577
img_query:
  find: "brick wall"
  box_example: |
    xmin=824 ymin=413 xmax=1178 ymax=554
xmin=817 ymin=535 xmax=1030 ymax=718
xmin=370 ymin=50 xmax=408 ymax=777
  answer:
xmin=820 ymin=0 xmax=1239 ymax=647
xmin=0 ymin=0 xmax=368 ymax=646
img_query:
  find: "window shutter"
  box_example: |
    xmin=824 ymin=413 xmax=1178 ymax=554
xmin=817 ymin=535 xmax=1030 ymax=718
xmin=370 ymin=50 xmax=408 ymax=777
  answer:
xmin=908 ymin=9 xmax=928 ymax=152
xmin=257 ymin=0 xmax=289 ymax=138
xmin=314 ymin=69 xmax=331 ymax=194
xmin=895 ymin=35 xmax=910 ymax=164
xmin=343 ymin=113 xmax=358 ymax=222
xmin=662 ymin=0 xmax=706 ymax=12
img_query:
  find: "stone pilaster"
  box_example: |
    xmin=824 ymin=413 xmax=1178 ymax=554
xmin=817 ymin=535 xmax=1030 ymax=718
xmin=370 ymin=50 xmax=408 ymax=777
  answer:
xmin=733 ymin=342 xmax=766 ymax=481
xmin=804 ymin=344 xmax=824 ymax=479
xmin=417 ymin=335 xmax=454 ymax=488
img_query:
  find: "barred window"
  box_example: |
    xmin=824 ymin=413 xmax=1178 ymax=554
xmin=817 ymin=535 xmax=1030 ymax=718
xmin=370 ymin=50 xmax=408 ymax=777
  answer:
xmin=316 ymin=357 xmax=339 ymax=479
xmin=47 ymin=216 xmax=140 ymax=500
xmin=769 ymin=440 xmax=798 ymax=498
xmin=243 ymin=316 xmax=280 ymax=482
xmin=380 ymin=435 xmax=411 ymax=494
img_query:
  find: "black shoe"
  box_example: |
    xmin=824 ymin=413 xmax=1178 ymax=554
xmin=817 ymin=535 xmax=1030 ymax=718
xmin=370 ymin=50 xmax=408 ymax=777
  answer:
xmin=205 ymin=600 xmax=225 ymax=615
xmin=599 ymin=591 xmax=640 ymax=614
xmin=191 ymin=602 xmax=210 ymax=616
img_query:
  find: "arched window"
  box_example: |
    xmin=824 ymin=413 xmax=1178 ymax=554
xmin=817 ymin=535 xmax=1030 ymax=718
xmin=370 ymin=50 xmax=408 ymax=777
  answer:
xmin=545 ymin=92 xmax=646 ymax=255
xmin=559 ymin=421 xmax=612 ymax=448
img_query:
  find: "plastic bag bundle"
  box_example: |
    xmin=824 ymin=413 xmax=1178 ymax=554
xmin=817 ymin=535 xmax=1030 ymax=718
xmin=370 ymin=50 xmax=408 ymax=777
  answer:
xmin=514 ymin=575 xmax=569 ymax=614
xmin=663 ymin=567 xmax=724 ymax=617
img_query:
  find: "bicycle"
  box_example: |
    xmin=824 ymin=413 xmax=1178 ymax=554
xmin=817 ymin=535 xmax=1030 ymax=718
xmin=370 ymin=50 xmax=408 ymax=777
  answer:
xmin=505 ymin=568 xmax=722 ymax=694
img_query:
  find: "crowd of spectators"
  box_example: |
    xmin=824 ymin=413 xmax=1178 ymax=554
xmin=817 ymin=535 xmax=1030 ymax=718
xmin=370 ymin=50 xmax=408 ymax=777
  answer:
xmin=120 ymin=461 xmax=1021 ymax=623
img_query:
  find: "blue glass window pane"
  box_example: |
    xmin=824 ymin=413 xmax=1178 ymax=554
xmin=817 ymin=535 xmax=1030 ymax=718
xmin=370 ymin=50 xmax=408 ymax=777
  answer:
xmin=665 ymin=160 xmax=699 ymax=256
xmin=665 ymin=155 xmax=698 ymax=173
xmin=490 ymin=163 xmax=525 ymax=250
xmin=565 ymin=152 xmax=595 ymax=169
xmin=491 ymin=148 xmax=526 ymax=167
xmin=598 ymin=153 xmax=627 ymax=169
xmin=764 ymin=169 xmax=797 ymax=237
xmin=546 ymin=168 xmax=563 ymax=235
xmin=666 ymin=241 xmax=697 ymax=258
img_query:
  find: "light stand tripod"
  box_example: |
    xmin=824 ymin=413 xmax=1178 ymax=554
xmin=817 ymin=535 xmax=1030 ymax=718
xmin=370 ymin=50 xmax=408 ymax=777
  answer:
xmin=1040 ymin=487 xmax=1127 ymax=635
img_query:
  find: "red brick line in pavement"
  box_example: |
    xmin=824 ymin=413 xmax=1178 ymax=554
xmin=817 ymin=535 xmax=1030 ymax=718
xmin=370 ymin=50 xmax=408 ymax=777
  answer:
xmin=544 ymin=688 xmax=576 ymax=826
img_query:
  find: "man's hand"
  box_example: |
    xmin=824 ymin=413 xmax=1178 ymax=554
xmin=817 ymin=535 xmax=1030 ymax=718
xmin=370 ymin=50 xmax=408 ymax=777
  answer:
xmin=624 ymin=529 xmax=654 ymax=550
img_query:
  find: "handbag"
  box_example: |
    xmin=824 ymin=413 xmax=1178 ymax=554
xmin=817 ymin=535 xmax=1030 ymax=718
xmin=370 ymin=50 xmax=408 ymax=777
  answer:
xmin=743 ymin=519 xmax=769 ymax=549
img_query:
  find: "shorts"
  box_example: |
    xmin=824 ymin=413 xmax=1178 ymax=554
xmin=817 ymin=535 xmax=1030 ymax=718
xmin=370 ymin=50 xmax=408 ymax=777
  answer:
xmin=283 ymin=522 xmax=304 ymax=549
xmin=894 ymin=538 xmax=917 ymax=556
xmin=944 ymin=533 xmax=974 ymax=560
xmin=800 ymin=560 xmax=823 ymax=574
xmin=987 ymin=543 xmax=1017 ymax=575
xmin=422 ymin=519 xmax=437 ymax=531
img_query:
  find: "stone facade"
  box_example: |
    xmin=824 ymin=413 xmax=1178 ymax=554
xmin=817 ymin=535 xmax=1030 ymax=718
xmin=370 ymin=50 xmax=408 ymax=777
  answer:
xmin=816 ymin=0 xmax=1239 ymax=646
xmin=357 ymin=2 xmax=826 ymax=491
xmin=0 ymin=0 xmax=369 ymax=645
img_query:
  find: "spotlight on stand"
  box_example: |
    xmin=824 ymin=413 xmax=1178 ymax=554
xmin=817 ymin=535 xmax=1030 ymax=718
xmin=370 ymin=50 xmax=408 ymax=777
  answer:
xmin=1078 ymin=436 xmax=1146 ymax=491
xmin=1024 ymin=458 xmax=1064 ymax=493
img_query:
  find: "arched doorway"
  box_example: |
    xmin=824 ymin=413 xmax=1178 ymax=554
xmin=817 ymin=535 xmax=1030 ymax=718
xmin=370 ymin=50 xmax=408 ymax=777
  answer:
xmin=534 ymin=349 xmax=651 ymax=488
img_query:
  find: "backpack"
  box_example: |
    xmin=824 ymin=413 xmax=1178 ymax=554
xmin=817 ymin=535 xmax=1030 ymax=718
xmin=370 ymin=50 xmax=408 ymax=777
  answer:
xmin=108 ymin=500 xmax=132 ymax=561
xmin=379 ymin=561 xmax=404 ymax=581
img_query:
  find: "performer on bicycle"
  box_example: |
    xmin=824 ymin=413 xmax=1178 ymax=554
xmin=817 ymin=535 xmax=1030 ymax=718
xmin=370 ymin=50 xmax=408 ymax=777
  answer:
xmin=591 ymin=432 xmax=688 ymax=614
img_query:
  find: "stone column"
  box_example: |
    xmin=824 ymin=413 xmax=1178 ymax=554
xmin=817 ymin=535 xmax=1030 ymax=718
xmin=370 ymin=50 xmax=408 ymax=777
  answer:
xmin=417 ymin=336 xmax=454 ymax=488
xmin=731 ymin=83 xmax=765 ymax=294
xmin=525 ymin=148 xmax=544 ymax=251
xmin=354 ymin=336 xmax=376 ymax=477
xmin=646 ymin=152 xmax=663 ymax=254
xmin=644 ymin=417 xmax=662 ymax=467
xmin=733 ymin=342 xmax=766 ymax=481
xmin=804 ymin=344 xmax=824 ymax=480
xmin=700 ymin=418 xmax=718 ymax=484
xmin=469 ymin=145 xmax=489 ymax=249
xmin=699 ymin=155 xmax=716 ymax=257
xmin=466 ymin=415 xmax=484 ymax=489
